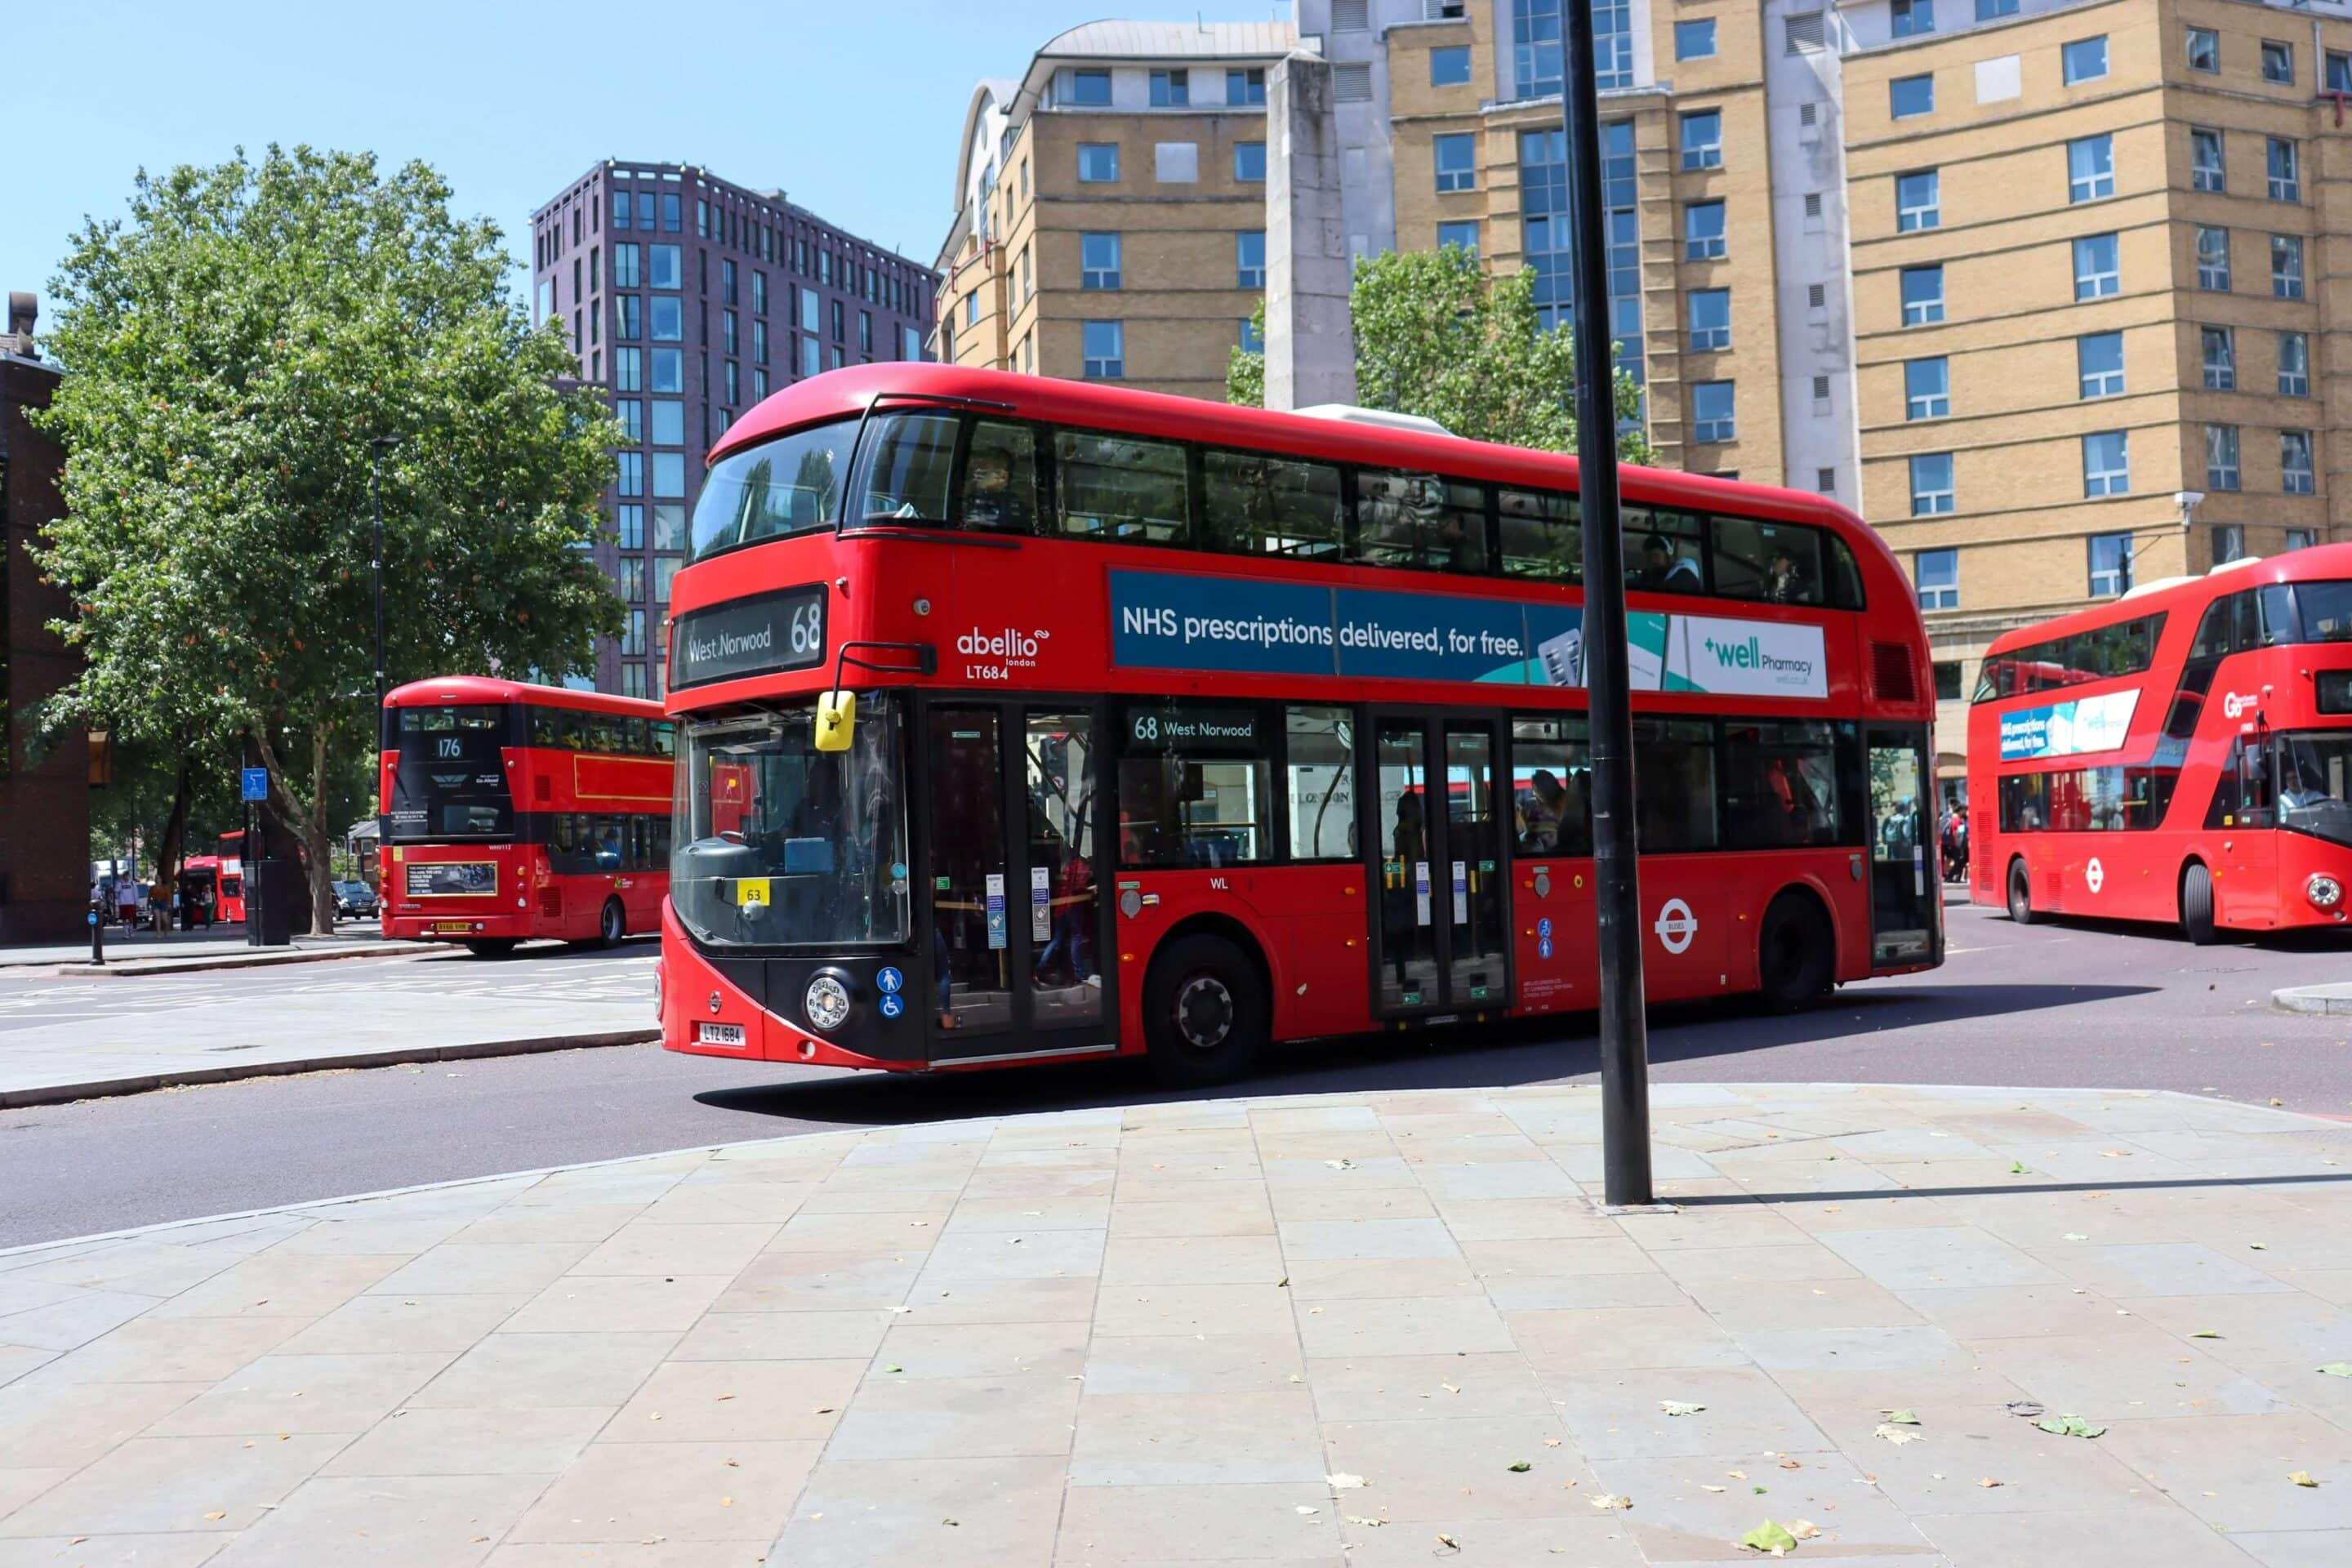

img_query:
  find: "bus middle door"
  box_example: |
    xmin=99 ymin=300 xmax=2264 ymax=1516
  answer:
xmin=1365 ymin=713 xmax=1510 ymax=1022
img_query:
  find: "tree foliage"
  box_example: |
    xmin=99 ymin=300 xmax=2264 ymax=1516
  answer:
xmin=1227 ymin=246 xmax=1653 ymax=463
xmin=33 ymin=145 xmax=623 ymax=931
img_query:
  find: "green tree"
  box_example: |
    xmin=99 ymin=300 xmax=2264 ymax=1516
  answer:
xmin=33 ymin=146 xmax=623 ymax=934
xmin=1227 ymin=246 xmax=1653 ymax=462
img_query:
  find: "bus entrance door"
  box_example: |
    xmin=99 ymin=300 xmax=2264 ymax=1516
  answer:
xmin=918 ymin=701 xmax=1110 ymax=1063
xmin=1865 ymin=728 xmax=1939 ymax=968
xmin=1367 ymin=715 xmax=1511 ymax=1021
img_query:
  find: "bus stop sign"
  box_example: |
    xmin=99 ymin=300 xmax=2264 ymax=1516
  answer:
xmin=241 ymin=768 xmax=269 ymax=803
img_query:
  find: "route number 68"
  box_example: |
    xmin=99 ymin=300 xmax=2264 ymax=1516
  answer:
xmin=790 ymin=601 xmax=823 ymax=656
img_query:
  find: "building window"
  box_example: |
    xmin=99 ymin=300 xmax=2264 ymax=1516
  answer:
xmin=1675 ymin=19 xmax=1716 ymax=60
xmin=2272 ymin=233 xmax=2305 ymax=298
xmin=1934 ymin=662 xmax=1964 ymax=701
xmin=1430 ymin=46 xmax=1472 ymax=87
xmin=2061 ymin=36 xmax=2109 ymax=85
xmin=1891 ymin=0 xmax=1934 ymax=38
xmin=1068 ymin=69 xmax=1111 ymax=105
xmin=1227 ymin=67 xmax=1266 ymax=105
xmin=2068 ymin=135 xmax=2114 ymax=203
xmin=1239 ymin=316 xmax=1263 ymax=354
xmin=1904 ymin=357 xmax=1949 ymax=420
xmin=652 ymin=503 xmax=687 ymax=552
xmin=751 ymin=270 xmax=767 ymax=314
xmin=2207 ymin=424 xmax=2241 ymax=491
xmin=1691 ymin=381 xmax=1735 ymax=443
xmin=649 ymin=399 xmax=683 ymax=445
xmin=2278 ymin=331 xmax=2310 ymax=396
xmin=1437 ymin=220 xmax=1480 ymax=256
xmin=1078 ymin=143 xmax=1119 ymax=182
xmin=720 ymin=257 xmax=737 ymax=305
xmin=964 ymin=292 xmax=978 ymax=327
xmin=662 ymin=194 xmax=680 ymax=232
xmin=1909 ymin=453 xmax=1955 ymax=516
xmin=1150 ymin=68 xmax=1189 ymax=107
xmin=1684 ymin=200 xmax=1726 ymax=260
xmin=752 ymin=319 xmax=768 ymax=365
xmin=1896 ymin=170 xmax=1940 ymax=232
xmin=2073 ymin=233 xmax=2119 ymax=300
xmin=1433 ymin=133 xmax=1477 ymax=192
xmin=615 ymin=398 xmax=642 ymax=442
xmin=752 ymin=368 xmax=768 ymax=400
xmin=1083 ymin=320 xmax=1125 ymax=379
xmin=649 ymin=349 xmax=681 ymax=393
xmin=2269 ymin=138 xmax=2301 ymax=203
xmin=613 ymin=346 xmax=641 ymax=392
xmin=1519 ymin=121 xmax=1644 ymax=379
xmin=1236 ymin=231 xmax=1267 ymax=288
xmin=652 ymin=452 xmax=685 ymax=497
xmin=800 ymin=336 xmax=820 ymax=377
xmin=1891 ymin=74 xmax=1935 ymax=120
xmin=2263 ymin=40 xmax=2295 ymax=85
xmin=2088 ymin=532 xmax=2133 ymax=596
xmin=2283 ymin=430 xmax=2315 ymax=494
xmin=616 ymin=504 xmax=644 ymax=550
xmin=2082 ymin=431 xmax=2130 ymax=497
xmin=2212 ymin=525 xmax=2246 ymax=565
xmin=2190 ymin=128 xmax=2225 ymax=193
xmin=622 ymin=611 xmax=646 ymax=658
xmin=615 ymin=295 xmax=641 ymax=341
xmin=2332 ymin=51 xmax=2352 ymax=93
xmin=611 ymin=188 xmax=630 ymax=230
xmin=1914 ymin=548 xmax=1958 ymax=610
xmin=1514 ymin=0 xmax=1631 ymax=97
xmin=1900 ymin=265 xmax=1944 ymax=325
xmin=2196 ymin=225 xmax=2230 ymax=291
xmin=2187 ymin=27 xmax=2219 ymax=74
xmin=1081 ymin=232 xmax=1121 ymax=290
xmin=649 ymin=296 xmax=681 ymax=341
xmin=2077 ymin=331 xmax=2123 ymax=398
xmin=2201 ymin=326 xmax=2235 ymax=390
xmin=1681 ymin=110 xmax=1722 ymax=171
xmin=1235 ymin=140 xmax=1266 ymax=181
xmin=2287 ymin=528 xmax=2316 ymax=553
xmin=1687 ymin=288 xmax=1731 ymax=351
xmin=616 ymin=452 xmax=643 ymax=497
xmin=1979 ymin=0 xmax=2018 ymax=17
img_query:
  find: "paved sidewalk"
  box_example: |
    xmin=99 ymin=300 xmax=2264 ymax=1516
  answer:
xmin=5 ymin=1085 xmax=2351 ymax=1565
xmin=0 ymin=947 xmax=657 ymax=1107
xmin=2276 ymin=982 xmax=2352 ymax=1018
xmin=0 ymin=929 xmax=411 ymax=973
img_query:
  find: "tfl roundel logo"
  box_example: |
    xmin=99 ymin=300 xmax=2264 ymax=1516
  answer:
xmin=1653 ymin=898 xmax=1699 ymax=956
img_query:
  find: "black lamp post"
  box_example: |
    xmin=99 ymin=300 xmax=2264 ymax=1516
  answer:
xmin=370 ymin=436 xmax=402 ymax=724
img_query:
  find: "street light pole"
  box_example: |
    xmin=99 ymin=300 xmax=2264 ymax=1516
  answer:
xmin=370 ymin=436 xmax=401 ymax=722
xmin=1561 ymin=0 xmax=1654 ymax=1206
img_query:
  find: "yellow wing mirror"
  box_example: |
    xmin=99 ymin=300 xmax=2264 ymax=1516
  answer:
xmin=814 ymin=690 xmax=858 ymax=753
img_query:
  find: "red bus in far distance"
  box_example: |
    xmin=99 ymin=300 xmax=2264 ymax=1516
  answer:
xmin=652 ymin=363 xmax=1942 ymax=1085
xmin=214 ymin=831 xmax=247 ymax=924
xmin=379 ymin=675 xmax=675 ymax=956
xmin=1968 ymin=546 xmax=2352 ymax=942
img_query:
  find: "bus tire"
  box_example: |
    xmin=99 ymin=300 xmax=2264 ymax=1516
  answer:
xmin=466 ymin=938 xmax=519 ymax=959
xmin=1143 ymin=933 xmax=1267 ymax=1088
xmin=2180 ymin=862 xmax=2217 ymax=946
xmin=1756 ymin=891 xmax=1834 ymax=1013
xmin=595 ymin=897 xmax=626 ymax=948
xmin=2007 ymin=860 xmax=2037 ymax=926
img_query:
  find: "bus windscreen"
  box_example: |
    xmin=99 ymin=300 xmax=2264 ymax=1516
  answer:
xmin=388 ymin=705 xmax=512 ymax=840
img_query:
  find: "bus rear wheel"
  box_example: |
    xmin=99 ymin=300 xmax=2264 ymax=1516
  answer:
xmin=2180 ymin=862 xmax=2218 ymax=946
xmin=466 ymin=938 xmax=519 ymax=959
xmin=2007 ymin=861 xmax=2037 ymax=925
xmin=594 ymin=897 xmax=626 ymax=948
xmin=1756 ymin=892 xmax=1834 ymax=1013
xmin=1143 ymin=933 xmax=1267 ymax=1088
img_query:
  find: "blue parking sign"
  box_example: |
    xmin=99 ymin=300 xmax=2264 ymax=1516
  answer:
xmin=241 ymin=767 xmax=269 ymax=802
xmin=876 ymin=966 xmax=904 ymax=996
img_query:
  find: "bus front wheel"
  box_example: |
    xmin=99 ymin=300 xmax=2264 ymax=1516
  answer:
xmin=2180 ymin=863 xmax=2217 ymax=946
xmin=1143 ymin=933 xmax=1267 ymax=1088
xmin=2007 ymin=861 xmax=2037 ymax=925
xmin=1756 ymin=892 xmax=1834 ymax=1013
xmin=466 ymin=938 xmax=519 ymax=959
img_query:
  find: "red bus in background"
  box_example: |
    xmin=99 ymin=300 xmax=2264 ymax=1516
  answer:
xmin=215 ymin=831 xmax=247 ymax=924
xmin=380 ymin=675 xmax=675 ymax=956
xmin=653 ymin=364 xmax=1940 ymax=1085
xmin=1968 ymin=546 xmax=2352 ymax=942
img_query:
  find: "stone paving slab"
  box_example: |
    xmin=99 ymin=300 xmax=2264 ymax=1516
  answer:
xmin=3 ymin=1083 xmax=2352 ymax=1565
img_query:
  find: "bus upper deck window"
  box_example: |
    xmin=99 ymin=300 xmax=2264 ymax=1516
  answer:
xmin=1710 ymin=516 xmax=1823 ymax=605
xmin=960 ymin=421 xmax=1040 ymax=532
xmin=856 ymin=411 xmax=957 ymax=524
xmin=1626 ymin=506 xmax=1704 ymax=593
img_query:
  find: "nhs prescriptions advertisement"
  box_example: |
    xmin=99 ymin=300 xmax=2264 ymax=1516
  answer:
xmin=1107 ymin=569 xmax=1829 ymax=698
xmin=1998 ymin=690 xmax=2139 ymax=760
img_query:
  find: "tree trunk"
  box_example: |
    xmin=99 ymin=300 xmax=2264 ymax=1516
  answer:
xmin=152 ymin=759 xmax=193 ymax=936
xmin=304 ymin=727 xmax=337 ymax=935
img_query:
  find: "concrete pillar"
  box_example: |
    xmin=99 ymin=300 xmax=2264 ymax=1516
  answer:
xmin=1264 ymin=52 xmax=1356 ymax=412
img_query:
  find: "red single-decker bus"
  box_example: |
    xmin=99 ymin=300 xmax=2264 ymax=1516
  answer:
xmin=380 ymin=675 xmax=675 ymax=956
xmin=654 ymin=365 xmax=1940 ymax=1083
xmin=1968 ymin=546 xmax=2352 ymax=941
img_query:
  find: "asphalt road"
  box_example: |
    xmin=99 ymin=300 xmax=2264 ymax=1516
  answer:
xmin=2 ymin=904 xmax=2345 ymax=1247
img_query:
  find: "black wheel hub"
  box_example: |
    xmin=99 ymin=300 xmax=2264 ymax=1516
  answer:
xmin=1174 ymin=975 xmax=1234 ymax=1051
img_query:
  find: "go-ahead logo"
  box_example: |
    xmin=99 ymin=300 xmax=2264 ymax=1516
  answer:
xmin=1653 ymin=897 xmax=1698 ymax=955
xmin=2222 ymin=691 xmax=2260 ymax=719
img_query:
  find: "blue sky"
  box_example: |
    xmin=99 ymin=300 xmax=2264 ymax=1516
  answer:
xmin=9 ymin=1 xmax=1292 ymax=325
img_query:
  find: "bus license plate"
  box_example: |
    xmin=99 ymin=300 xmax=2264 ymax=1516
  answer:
xmin=697 ymin=1022 xmax=746 ymax=1047
xmin=434 ymin=921 xmax=476 ymax=935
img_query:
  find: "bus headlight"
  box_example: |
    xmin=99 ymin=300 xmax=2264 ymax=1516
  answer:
xmin=2309 ymin=875 xmax=2344 ymax=911
xmin=804 ymin=972 xmax=853 ymax=1032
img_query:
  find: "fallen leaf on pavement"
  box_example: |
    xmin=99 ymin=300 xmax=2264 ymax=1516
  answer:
xmin=1346 ymin=1515 xmax=1385 ymax=1527
xmin=2271 ymin=1098 xmax=2285 ymax=1107
xmin=1660 ymin=1401 xmax=1706 ymax=1417
xmin=1435 ymin=1534 xmax=1460 ymax=1552
xmin=1544 ymin=1438 xmax=1561 ymax=1447
xmin=2063 ymin=1233 xmax=2087 ymax=1241
xmin=1328 ymin=1472 xmax=1367 ymax=1490
xmin=1326 ymin=1159 xmax=1356 ymax=1170
xmin=1780 ymin=1459 xmax=1802 ymax=1470
xmin=2190 ymin=1330 xmax=2221 ymax=1339
xmin=1873 ymin=1425 xmax=1924 ymax=1446
xmin=1881 ymin=1410 xmax=1921 ymax=1425
xmin=1704 ymin=1485 xmax=1727 ymax=1493
xmin=1589 ymin=1493 xmax=1632 ymax=1510
xmin=1509 ymin=1461 xmax=1533 ymax=1472
xmin=1788 ymin=1521 xmax=1820 ymax=1540
xmin=2251 ymin=1243 xmax=2269 ymax=1250
xmin=203 ymin=1512 xmax=226 ymax=1521
xmin=1978 ymin=1478 xmax=2002 ymax=1489
xmin=1441 ymin=1383 xmax=1460 ymax=1394
xmin=1740 ymin=1518 xmax=1798 ymax=1555
xmin=1296 ymin=1505 xmax=1319 ymax=1516
xmin=2319 ymin=1364 xmax=2352 ymax=1379
xmin=2009 ymin=1161 xmax=2029 ymax=1175
xmin=1729 ymin=1470 xmax=1748 ymax=1481
xmin=2291 ymin=1471 xmax=2319 ymax=1488
xmin=2035 ymin=1414 xmax=2108 ymax=1439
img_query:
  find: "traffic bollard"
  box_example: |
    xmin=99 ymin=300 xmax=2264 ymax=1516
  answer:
xmin=89 ymin=908 xmax=105 ymax=966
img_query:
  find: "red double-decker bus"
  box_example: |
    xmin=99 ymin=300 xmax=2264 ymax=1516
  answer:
xmin=380 ymin=675 xmax=675 ymax=956
xmin=656 ymin=365 xmax=1939 ymax=1083
xmin=214 ymin=831 xmax=247 ymax=924
xmin=1968 ymin=547 xmax=2352 ymax=942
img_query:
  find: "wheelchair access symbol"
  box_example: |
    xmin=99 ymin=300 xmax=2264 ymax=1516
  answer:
xmin=878 ymin=994 xmax=906 ymax=1019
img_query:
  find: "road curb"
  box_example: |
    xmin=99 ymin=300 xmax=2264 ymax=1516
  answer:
xmin=2273 ymin=984 xmax=2352 ymax=1018
xmin=40 ymin=942 xmax=440 ymax=978
xmin=0 ymin=1029 xmax=661 ymax=1111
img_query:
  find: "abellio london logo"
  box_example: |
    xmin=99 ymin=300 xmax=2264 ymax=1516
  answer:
xmin=958 ymin=626 xmax=1050 ymax=677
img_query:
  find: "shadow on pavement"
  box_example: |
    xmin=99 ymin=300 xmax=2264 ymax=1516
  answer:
xmin=693 ymin=980 xmax=2160 ymax=1130
xmin=1682 ymin=1170 xmax=2352 ymax=1207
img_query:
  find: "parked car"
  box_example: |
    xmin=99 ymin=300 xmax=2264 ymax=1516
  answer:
xmin=335 ymin=880 xmax=380 ymax=920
